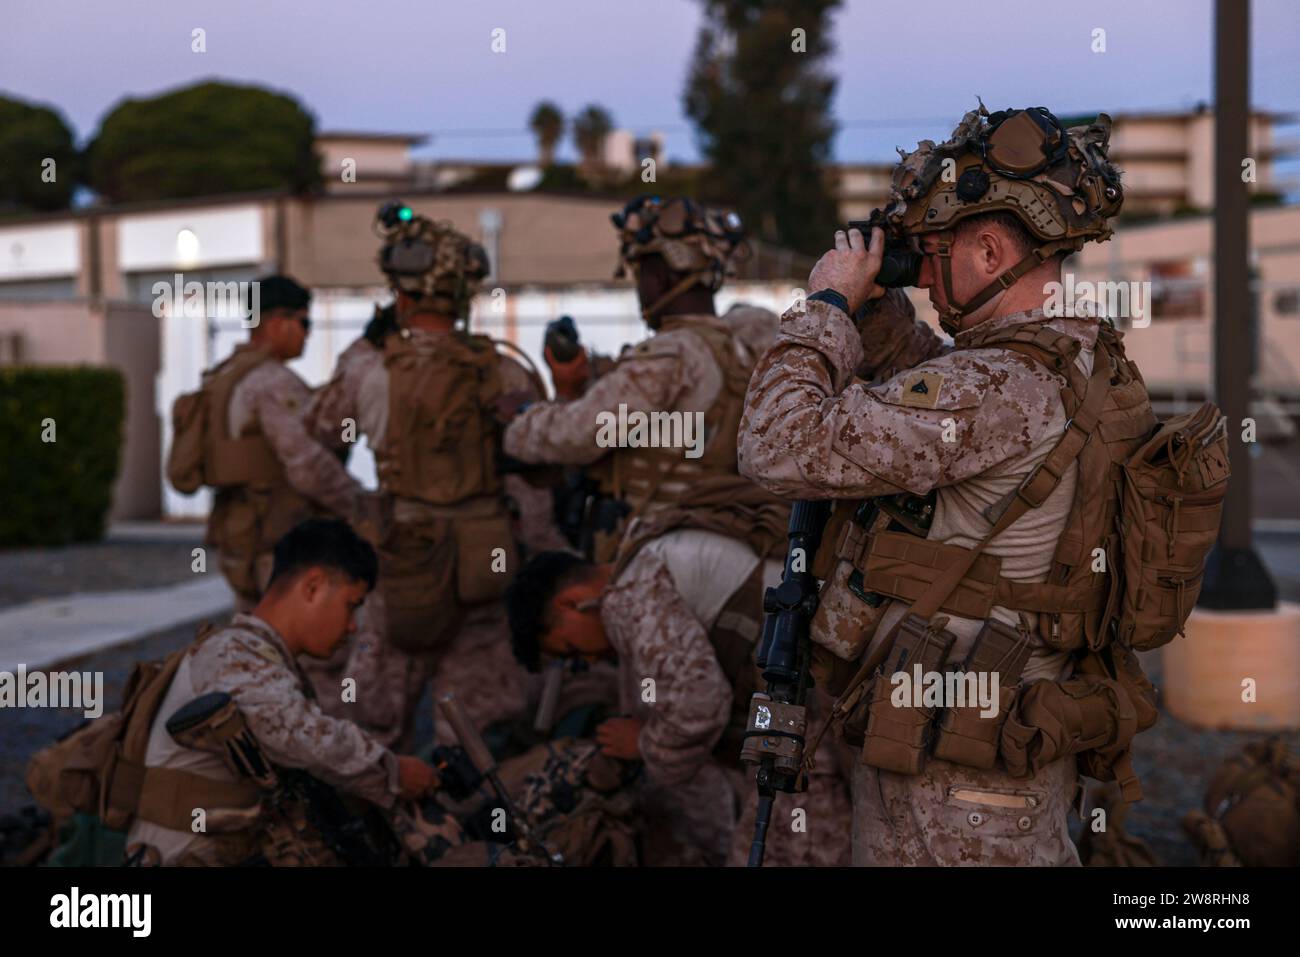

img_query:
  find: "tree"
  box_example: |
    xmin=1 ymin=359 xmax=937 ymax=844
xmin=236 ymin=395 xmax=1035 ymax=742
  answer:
xmin=529 ymin=101 xmax=565 ymax=167
xmin=683 ymin=0 xmax=841 ymax=255
xmin=0 ymin=94 xmax=78 ymax=213
xmin=85 ymin=81 xmax=321 ymax=204
xmin=572 ymin=104 xmax=613 ymax=175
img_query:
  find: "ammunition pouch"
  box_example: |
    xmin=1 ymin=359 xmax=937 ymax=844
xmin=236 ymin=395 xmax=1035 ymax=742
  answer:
xmin=930 ymin=616 xmax=1032 ymax=770
xmin=857 ymin=614 xmax=957 ymax=775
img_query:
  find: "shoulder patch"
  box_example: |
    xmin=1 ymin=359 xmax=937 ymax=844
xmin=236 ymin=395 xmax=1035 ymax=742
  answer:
xmin=898 ymin=372 xmax=945 ymax=409
xmin=874 ymin=361 xmax=988 ymax=411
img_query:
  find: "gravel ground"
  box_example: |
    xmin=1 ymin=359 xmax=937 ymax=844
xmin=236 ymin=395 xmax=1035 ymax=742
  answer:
xmin=0 ymin=527 xmax=214 ymax=609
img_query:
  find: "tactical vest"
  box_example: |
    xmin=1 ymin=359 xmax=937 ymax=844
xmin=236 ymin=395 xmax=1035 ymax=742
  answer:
xmin=202 ymin=345 xmax=294 ymax=489
xmin=816 ymin=320 xmax=1228 ymax=800
xmin=376 ymin=329 xmax=505 ymax=506
xmin=593 ymin=315 xmax=754 ymax=512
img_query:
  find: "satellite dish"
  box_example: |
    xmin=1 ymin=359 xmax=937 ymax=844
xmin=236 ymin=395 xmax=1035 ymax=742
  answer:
xmin=507 ymin=165 xmax=544 ymax=192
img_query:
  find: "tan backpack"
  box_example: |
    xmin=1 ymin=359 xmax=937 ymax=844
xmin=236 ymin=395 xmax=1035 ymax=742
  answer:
xmin=26 ymin=626 xmax=258 ymax=834
xmin=166 ymin=345 xmax=285 ymax=494
xmin=1184 ymin=739 xmax=1300 ymax=867
xmin=974 ymin=321 xmax=1230 ymax=652
xmin=376 ymin=331 xmax=504 ymax=506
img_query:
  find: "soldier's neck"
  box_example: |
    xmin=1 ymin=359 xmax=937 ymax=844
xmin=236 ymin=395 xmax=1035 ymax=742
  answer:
xmin=405 ymin=313 xmax=457 ymax=333
xmin=654 ymin=290 xmax=716 ymax=320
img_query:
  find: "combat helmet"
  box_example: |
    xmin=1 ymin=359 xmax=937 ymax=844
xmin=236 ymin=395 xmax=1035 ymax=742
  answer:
xmin=375 ymin=201 xmax=490 ymax=321
xmin=873 ymin=103 xmax=1124 ymax=333
xmin=611 ymin=195 xmax=749 ymax=322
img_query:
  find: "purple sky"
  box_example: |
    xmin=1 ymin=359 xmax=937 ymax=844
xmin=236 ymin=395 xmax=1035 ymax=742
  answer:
xmin=3 ymin=0 xmax=1297 ymax=167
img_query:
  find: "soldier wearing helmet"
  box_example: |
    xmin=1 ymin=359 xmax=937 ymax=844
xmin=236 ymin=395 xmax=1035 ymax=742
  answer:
xmin=306 ymin=205 xmax=550 ymax=749
xmin=503 ymin=195 xmax=777 ymax=558
xmin=738 ymin=105 xmax=1160 ymax=866
xmin=500 ymin=198 xmax=857 ymax=866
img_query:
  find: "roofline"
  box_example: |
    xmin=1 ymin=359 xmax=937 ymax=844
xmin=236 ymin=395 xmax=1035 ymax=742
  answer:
xmin=318 ymin=131 xmax=429 ymax=145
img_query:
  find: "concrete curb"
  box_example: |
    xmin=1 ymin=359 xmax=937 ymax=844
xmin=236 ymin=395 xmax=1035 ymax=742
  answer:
xmin=0 ymin=577 xmax=232 ymax=673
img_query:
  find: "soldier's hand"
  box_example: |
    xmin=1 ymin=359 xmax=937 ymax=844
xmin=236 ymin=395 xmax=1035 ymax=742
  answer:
xmin=544 ymin=344 xmax=590 ymax=400
xmin=396 ymin=755 xmax=439 ymax=799
xmin=595 ymin=717 xmax=643 ymax=761
xmin=807 ymin=226 xmax=886 ymax=316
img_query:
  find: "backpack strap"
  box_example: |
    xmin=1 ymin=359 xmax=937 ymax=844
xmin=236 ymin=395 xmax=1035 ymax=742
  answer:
xmin=814 ymin=345 xmax=1114 ymax=758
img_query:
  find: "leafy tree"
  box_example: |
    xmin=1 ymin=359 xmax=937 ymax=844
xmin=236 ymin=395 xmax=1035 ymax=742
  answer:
xmin=0 ymin=94 xmax=78 ymax=213
xmin=529 ymin=101 xmax=565 ymax=167
xmin=85 ymin=81 xmax=321 ymax=203
xmin=684 ymin=0 xmax=841 ymax=254
xmin=572 ymin=104 xmax=614 ymax=174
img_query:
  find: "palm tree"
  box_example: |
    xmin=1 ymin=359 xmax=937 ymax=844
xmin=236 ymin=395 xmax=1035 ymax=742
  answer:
xmin=572 ymin=104 xmax=613 ymax=175
xmin=528 ymin=101 xmax=565 ymax=167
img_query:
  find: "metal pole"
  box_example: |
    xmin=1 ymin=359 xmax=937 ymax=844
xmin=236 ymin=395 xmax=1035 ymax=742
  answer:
xmin=1200 ymin=0 xmax=1277 ymax=609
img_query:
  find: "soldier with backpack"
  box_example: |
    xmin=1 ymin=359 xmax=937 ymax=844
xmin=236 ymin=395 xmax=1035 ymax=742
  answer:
xmin=737 ymin=104 xmax=1230 ymax=866
xmin=24 ymin=520 xmax=437 ymax=866
xmin=305 ymin=208 xmax=547 ymax=750
xmin=166 ymin=275 xmax=372 ymax=611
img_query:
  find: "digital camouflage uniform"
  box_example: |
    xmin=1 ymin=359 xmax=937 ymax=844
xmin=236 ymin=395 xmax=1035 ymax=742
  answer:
xmin=600 ymin=528 xmax=852 ymax=867
xmin=739 ymin=292 xmax=1094 ymax=866
xmin=306 ymin=331 xmax=543 ymax=748
xmin=210 ymin=346 xmax=366 ymax=610
xmin=503 ymin=311 xmax=754 ymax=509
xmin=127 ymin=613 xmax=400 ymax=866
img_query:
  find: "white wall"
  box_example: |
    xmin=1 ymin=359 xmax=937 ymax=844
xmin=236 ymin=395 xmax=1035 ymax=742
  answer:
xmin=0 ymin=221 xmax=79 ymax=281
xmin=119 ymin=204 xmax=264 ymax=272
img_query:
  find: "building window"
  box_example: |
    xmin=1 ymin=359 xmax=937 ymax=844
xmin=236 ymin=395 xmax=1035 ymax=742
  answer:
xmin=1150 ymin=261 xmax=1206 ymax=319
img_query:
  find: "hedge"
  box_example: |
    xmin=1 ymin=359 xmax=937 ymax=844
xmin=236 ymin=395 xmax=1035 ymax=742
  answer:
xmin=0 ymin=367 xmax=125 ymax=547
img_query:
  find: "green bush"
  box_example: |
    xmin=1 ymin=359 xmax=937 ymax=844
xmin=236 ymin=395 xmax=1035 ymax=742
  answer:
xmin=0 ymin=367 xmax=125 ymax=547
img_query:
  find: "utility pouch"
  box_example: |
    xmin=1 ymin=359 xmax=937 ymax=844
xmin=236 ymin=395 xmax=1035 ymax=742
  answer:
xmin=453 ymin=509 xmax=518 ymax=605
xmin=858 ymin=614 xmax=956 ymax=775
xmin=810 ymin=503 xmax=891 ymax=661
xmin=380 ymin=516 xmax=462 ymax=655
xmin=166 ymin=692 xmax=277 ymax=791
xmin=931 ymin=617 xmax=1032 ymax=770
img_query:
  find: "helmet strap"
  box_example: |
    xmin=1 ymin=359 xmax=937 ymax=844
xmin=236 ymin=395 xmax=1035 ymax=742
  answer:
xmin=935 ymin=237 xmax=1070 ymax=335
xmin=640 ymin=269 xmax=710 ymax=323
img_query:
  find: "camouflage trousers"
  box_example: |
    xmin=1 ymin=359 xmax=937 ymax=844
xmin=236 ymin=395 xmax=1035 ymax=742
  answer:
xmin=726 ymin=760 xmax=853 ymax=867
xmin=638 ymin=762 xmax=737 ymax=867
xmin=851 ymin=751 xmax=1081 ymax=866
xmin=340 ymin=592 xmax=524 ymax=751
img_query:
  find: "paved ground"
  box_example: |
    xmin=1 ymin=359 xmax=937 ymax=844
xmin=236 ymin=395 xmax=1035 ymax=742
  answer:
xmin=0 ymin=522 xmax=212 ymax=610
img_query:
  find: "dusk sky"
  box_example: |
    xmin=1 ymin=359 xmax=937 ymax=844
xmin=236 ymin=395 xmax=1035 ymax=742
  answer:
xmin=3 ymin=0 xmax=1298 ymax=169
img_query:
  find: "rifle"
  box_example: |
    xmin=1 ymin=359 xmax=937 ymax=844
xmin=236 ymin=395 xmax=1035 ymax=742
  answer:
xmin=436 ymin=693 xmax=565 ymax=865
xmin=739 ymin=499 xmax=831 ymax=867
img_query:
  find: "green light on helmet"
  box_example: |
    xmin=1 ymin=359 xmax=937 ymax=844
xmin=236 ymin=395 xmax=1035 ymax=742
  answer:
xmin=398 ymin=206 xmax=413 ymax=222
